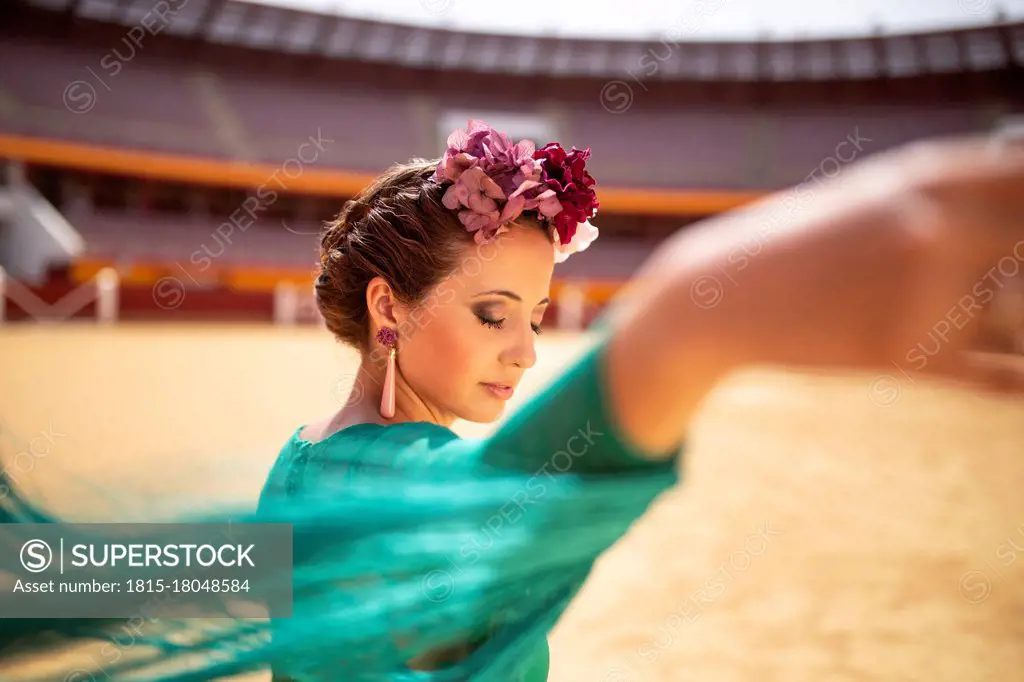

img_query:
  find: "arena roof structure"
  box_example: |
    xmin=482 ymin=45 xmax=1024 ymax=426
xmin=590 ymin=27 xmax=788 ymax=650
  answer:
xmin=1 ymin=0 xmax=1023 ymax=319
xmin=0 ymin=0 xmax=1020 ymax=206
xmin=243 ymin=0 xmax=1023 ymax=41
xmin=14 ymin=0 xmax=1024 ymax=81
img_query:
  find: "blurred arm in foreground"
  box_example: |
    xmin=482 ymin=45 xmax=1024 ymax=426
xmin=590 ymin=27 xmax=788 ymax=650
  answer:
xmin=599 ymin=137 xmax=1024 ymax=456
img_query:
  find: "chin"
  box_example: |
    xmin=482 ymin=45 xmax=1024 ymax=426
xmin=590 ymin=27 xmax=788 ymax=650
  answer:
xmin=458 ymin=402 xmax=506 ymax=425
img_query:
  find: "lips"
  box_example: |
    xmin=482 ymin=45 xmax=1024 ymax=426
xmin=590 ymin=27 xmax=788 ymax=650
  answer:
xmin=482 ymin=382 xmax=515 ymax=400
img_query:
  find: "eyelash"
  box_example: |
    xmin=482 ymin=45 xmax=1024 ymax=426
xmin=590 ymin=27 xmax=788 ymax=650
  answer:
xmin=476 ymin=315 xmax=543 ymax=335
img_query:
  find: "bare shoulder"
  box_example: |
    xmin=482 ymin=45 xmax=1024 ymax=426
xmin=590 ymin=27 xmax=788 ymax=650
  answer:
xmin=297 ymin=418 xmax=330 ymax=444
xmin=299 ymin=413 xmax=382 ymax=444
xmin=298 ymin=415 xmax=348 ymax=444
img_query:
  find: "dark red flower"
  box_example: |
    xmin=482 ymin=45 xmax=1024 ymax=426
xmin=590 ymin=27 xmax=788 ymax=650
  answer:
xmin=533 ymin=143 xmax=600 ymax=245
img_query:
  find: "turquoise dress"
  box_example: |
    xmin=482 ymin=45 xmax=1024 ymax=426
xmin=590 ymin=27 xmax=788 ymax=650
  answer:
xmin=256 ymin=335 xmax=683 ymax=681
xmin=0 ymin=334 xmax=680 ymax=681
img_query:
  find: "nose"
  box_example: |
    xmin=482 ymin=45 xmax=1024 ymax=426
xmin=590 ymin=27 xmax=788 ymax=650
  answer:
xmin=501 ymin=323 xmax=537 ymax=370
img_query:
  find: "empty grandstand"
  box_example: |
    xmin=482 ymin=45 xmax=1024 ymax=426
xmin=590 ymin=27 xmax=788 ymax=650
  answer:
xmin=1 ymin=0 xmax=1022 ymax=327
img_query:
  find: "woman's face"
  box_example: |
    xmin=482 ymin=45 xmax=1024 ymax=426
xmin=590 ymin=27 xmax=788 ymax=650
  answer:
xmin=393 ymin=223 xmax=555 ymax=424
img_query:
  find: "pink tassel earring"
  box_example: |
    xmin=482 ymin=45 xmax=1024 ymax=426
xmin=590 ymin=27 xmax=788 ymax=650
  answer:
xmin=375 ymin=327 xmax=398 ymax=419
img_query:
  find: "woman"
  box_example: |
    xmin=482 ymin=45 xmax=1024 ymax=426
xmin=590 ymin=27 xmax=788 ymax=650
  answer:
xmin=256 ymin=123 xmax=683 ymax=680
xmin=1 ymin=121 xmax=1022 ymax=681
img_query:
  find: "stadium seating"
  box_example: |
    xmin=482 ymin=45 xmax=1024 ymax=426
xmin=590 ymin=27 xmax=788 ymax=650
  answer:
xmin=0 ymin=1 xmax=1021 ymax=323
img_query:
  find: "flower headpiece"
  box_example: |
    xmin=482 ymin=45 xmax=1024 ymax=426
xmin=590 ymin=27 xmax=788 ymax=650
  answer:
xmin=431 ymin=119 xmax=600 ymax=263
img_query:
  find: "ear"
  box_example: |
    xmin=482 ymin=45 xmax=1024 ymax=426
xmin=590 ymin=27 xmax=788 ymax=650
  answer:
xmin=366 ymin=276 xmax=400 ymax=332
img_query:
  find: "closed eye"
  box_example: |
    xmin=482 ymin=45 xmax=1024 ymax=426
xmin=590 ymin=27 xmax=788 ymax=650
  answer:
xmin=477 ymin=314 xmax=505 ymax=330
xmin=476 ymin=314 xmax=543 ymax=336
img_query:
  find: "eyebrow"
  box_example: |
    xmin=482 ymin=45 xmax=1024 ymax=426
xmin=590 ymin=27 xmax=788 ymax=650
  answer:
xmin=473 ymin=289 xmax=550 ymax=306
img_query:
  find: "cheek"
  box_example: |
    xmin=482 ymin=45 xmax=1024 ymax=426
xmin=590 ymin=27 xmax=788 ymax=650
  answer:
xmin=403 ymin=309 xmax=486 ymax=397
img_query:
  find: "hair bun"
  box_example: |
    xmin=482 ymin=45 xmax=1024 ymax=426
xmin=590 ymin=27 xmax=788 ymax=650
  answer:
xmin=342 ymin=198 xmax=372 ymax=226
xmin=315 ymin=158 xmax=478 ymax=352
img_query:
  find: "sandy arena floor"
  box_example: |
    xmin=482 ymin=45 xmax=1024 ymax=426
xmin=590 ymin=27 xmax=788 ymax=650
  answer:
xmin=1 ymin=324 xmax=1022 ymax=682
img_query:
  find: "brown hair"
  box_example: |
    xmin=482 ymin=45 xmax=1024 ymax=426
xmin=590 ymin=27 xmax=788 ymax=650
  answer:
xmin=315 ymin=159 xmax=548 ymax=352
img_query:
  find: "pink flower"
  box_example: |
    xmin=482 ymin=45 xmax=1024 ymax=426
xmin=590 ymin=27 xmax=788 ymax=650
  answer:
xmin=430 ymin=119 xmax=602 ymax=257
xmin=434 ymin=120 xmax=541 ymax=196
xmin=438 ymin=152 xmax=479 ymax=182
xmin=442 ymin=166 xmax=505 ymax=240
xmin=499 ymin=180 xmax=562 ymax=226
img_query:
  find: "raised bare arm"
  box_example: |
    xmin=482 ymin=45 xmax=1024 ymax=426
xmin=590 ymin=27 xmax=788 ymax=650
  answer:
xmin=599 ymin=138 xmax=1024 ymax=455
